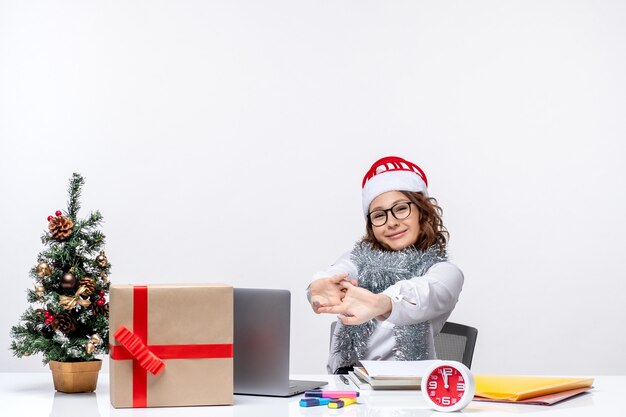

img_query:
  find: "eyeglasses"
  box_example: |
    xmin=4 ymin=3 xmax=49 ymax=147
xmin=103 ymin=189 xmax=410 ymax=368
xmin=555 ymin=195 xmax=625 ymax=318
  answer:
xmin=368 ymin=202 xmax=415 ymax=227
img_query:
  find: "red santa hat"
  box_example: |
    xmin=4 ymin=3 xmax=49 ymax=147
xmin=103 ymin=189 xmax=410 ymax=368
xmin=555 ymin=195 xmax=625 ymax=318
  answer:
xmin=361 ymin=156 xmax=428 ymax=216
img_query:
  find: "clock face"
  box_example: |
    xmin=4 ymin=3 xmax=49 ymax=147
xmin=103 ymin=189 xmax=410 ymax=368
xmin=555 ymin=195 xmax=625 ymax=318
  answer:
xmin=422 ymin=362 xmax=475 ymax=412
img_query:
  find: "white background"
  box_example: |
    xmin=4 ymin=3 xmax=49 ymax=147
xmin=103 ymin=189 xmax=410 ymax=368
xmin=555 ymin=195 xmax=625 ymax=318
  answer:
xmin=1 ymin=1 xmax=625 ymax=376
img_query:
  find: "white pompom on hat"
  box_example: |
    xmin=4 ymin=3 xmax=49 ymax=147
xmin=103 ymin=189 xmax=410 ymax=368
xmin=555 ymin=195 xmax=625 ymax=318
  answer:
xmin=361 ymin=156 xmax=428 ymax=217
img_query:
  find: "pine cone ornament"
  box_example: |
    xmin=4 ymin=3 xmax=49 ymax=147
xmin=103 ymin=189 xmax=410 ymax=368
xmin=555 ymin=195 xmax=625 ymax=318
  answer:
xmin=91 ymin=302 xmax=109 ymax=318
xmin=52 ymin=313 xmax=77 ymax=334
xmin=48 ymin=216 xmax=74 ymax=241
xmin=78 ymin=276 xmax=96 ymax=295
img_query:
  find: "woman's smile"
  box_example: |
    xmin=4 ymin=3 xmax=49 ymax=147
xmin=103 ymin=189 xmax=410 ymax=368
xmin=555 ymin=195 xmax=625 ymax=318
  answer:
xmin=386 ymin=229 xmax=407 ymax=239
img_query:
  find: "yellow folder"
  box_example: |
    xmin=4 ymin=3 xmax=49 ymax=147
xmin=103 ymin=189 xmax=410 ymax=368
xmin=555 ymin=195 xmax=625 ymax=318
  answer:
xmin=474 ymin=375 xmax=594 ymax=401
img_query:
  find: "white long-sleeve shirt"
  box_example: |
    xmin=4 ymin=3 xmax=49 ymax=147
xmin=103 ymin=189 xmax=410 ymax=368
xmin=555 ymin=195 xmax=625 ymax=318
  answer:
xmin=309 ymin=251 xmax=464 ymax=374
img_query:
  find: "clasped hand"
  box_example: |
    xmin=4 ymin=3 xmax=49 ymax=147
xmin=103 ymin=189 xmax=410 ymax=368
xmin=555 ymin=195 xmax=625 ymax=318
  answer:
xmin=309 ymin=275 xmax=392 ymax=325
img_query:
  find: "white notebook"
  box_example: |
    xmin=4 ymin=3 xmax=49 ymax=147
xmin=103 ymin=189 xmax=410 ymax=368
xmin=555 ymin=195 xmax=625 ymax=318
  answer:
xmin=360 ymin=360 xmax=440 ymax=379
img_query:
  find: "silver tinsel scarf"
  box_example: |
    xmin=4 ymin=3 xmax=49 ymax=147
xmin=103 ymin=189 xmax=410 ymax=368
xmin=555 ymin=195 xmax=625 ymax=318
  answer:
xmin=333 ymin=242 xmax=446 ymax=368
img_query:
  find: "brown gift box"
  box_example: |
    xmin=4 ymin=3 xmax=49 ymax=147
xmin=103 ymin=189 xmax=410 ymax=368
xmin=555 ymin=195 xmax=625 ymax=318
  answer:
xmin=109 ymin=284 xmax=233 ymax=408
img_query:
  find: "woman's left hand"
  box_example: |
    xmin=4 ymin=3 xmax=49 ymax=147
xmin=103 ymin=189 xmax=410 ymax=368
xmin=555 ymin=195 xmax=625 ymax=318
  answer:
xmin=316 ymin=281 xmax=392 ymax=325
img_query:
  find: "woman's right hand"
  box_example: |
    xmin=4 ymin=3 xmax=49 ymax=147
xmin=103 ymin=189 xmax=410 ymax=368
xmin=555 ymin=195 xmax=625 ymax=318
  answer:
xmin=309 ymin=273 xmax=355 ymax=314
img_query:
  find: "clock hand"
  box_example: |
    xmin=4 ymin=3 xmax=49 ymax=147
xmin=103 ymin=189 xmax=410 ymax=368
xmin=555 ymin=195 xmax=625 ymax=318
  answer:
xmin=442 ymin=368 xmax=449 ymax=389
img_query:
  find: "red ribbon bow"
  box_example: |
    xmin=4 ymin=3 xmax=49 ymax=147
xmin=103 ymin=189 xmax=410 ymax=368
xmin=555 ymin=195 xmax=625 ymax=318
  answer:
xmin=114 ymin=326 xmax=165 ymax=375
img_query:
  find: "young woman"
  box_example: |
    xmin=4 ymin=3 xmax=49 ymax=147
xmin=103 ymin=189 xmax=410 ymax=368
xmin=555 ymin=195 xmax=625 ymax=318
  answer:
xmin=308 ymin=156 xmax=464 ymax=374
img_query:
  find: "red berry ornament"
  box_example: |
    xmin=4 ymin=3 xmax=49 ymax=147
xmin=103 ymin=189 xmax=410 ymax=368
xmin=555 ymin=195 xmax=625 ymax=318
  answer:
xmin=44 ymin=310 xmax=54 ymax=324
xmin=99 ymin=290 xmax=105 ymax=297
xmin=47 ymin=216 xmax=53 ymax=221
xmin=97 ymin=298 xmax=105 ymax=306
xmin=55 ymin=210 xmax=62 ymax=216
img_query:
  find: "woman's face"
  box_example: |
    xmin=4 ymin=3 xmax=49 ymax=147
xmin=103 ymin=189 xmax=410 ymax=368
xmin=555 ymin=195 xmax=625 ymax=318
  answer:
xmin=369 ymin=191 xmax=420 ymax=251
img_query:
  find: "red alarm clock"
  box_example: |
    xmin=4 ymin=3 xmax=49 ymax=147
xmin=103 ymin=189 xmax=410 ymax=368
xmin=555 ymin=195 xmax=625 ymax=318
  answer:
xmin=421 ymin=360 xmax=475 ymax=412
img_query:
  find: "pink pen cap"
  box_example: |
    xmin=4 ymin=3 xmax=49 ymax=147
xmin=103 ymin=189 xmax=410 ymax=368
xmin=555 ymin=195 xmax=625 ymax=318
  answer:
xmin=304 ymin=390 xmax=360 ymax=398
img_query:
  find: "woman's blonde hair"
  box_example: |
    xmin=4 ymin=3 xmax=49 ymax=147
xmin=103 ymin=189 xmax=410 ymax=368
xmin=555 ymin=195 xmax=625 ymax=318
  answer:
xmin=362 ymin=191 xmax=449 ymax=254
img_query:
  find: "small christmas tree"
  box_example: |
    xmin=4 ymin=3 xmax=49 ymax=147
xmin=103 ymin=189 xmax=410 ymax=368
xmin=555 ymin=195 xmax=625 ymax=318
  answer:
xmin=10 ymin=173 xmax=111 ymax=363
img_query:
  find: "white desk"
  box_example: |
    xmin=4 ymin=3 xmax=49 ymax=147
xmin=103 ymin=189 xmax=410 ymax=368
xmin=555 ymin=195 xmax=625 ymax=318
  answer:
xmin=0 ymin=373 xmax=621 ymax=417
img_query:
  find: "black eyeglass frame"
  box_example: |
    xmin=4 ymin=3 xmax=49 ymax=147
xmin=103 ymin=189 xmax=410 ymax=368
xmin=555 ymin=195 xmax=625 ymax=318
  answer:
xmin=367 ymin=201 xmax=416 ymax=227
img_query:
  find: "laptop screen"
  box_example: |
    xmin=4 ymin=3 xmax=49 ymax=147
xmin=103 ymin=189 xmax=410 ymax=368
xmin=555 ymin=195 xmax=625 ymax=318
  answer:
xmin=233 ymin=288 xmax=291 ymax=395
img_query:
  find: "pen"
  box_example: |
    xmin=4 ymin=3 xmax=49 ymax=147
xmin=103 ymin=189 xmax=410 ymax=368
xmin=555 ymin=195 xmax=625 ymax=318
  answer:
xmin=339 ymin=375 xmax=350 ymax=386
xmin=305 ymin=390 xmax=360 ymax=398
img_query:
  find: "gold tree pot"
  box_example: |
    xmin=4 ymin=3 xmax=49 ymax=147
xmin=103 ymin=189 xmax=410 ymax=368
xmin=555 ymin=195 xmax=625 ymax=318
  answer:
xmin=49 ymin=360 xmax=102 ymax=393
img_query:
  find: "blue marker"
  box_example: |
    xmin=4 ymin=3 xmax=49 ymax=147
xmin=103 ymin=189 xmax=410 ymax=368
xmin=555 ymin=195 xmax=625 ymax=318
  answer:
xmin=299 ymin=397 xmax=332 ymax=407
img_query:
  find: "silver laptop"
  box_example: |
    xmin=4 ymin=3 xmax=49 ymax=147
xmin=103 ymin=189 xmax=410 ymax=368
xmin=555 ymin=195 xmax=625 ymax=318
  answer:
xmin=234 ymin=288 xmax=327 ymax=396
